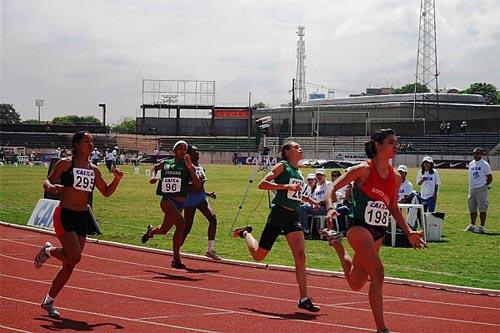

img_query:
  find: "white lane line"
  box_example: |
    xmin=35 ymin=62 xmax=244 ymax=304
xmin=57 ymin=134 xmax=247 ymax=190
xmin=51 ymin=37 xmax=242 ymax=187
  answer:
xmin=3 ymin=255 xmax=499 ymax=330
xmin=0 ymin=324 xmax=34 ymax=333
xmin=4 ymin=237 xmax=497 ymax=312
xmin=138 ymin=311 xmax=236 ymax=321
xmin=0 ymin=296 xmax=217 ymax=333
xmin=0 ymin=272 xmax=376 ymax=332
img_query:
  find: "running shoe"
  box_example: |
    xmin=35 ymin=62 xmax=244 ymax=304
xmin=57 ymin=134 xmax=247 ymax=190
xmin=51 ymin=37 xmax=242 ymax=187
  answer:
xmin=141 ymin=225 xmax=153 ymax=243
xmin=298 ymin=297 xmax=320 ymax=312
xmin=34 ymin=242 xmax=52 ymax=269
xmin=376 ymin=329 xmax=390 ymax=333
xmin=41 ymin=300 xmax=60 ymax=319
xmin=474 ymin=226 xmax=485 ymax=234
xmin=463 ymin=224 xmax=477 ymax=232
xmin=205 ymin=250 xmax=221 ymax=261
xmin=233 ymin=226 xmax=253 ymax=238
xmin=319 ymin=228 xmax=343 ymax=244
xmin=171 ymin=259 xmax=186 ymax=269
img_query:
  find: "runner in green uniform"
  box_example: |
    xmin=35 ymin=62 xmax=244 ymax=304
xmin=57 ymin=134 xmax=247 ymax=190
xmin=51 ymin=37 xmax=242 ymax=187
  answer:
xmin=141 ymin=140 xmax=201 ymax=269
xmin=233 ymin=141 xmax=320 ymax=312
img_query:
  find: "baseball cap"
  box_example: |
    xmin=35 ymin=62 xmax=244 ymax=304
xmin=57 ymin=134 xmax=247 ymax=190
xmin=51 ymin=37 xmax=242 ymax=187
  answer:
xmin=397 ymin=165 xmax=408 ymax=173
xmin=422 ymin=156 xmax=433 ymax=163
xmin=306 ymin=173 xmax=316 ymax=180
xmin=315 ymin=168 xmax=326 ymax=175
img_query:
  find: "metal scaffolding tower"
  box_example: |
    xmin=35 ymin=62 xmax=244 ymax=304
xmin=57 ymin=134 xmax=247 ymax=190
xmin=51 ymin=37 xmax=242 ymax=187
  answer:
xmin=413 ymin=0 xmax=440 ymax=120
xmin=295 ymin=25 xmax=307 ymax=103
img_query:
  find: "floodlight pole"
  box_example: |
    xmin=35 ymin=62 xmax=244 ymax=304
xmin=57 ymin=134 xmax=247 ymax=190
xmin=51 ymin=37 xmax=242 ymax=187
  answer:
xmin=35 ymin=99 xmax=45 ymax=122
xmin=248 ymin=92 xmax=252 ymax=155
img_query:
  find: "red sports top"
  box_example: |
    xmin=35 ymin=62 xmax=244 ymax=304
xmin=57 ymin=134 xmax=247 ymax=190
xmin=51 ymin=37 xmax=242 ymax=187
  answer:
xmin=359 ymin=160 xmax=397 ymax=206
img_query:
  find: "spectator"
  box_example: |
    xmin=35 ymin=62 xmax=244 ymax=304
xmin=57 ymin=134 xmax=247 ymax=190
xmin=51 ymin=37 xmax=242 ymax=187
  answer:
xmin=153 ymin=148 xmax=159 ymax=164
xmin=439 ymin=121 xmax=446 ymax=134
xmin=91 ymin=148 xmax=100 ymax=165
xmin=445 ymin=121 xmax=451 ymax=135
xmin=460 ymin=120 xmax=468 ymax=133
xmin=0 ymin=148 xmax=4 ymax=163
xmin=56 ymin=148 xmax=61 ymax=159
xmin=29 ymin=151 xmax=36 ymax=162
xmin=416 ymin=156 xmax=440 ymax=212
xmin=299 ymin=173 xmax=317 ymax=236
xmin=397 ymin=165 xmax=414 ymax=203
xmin=464 ymin=148 xmax=493 ymax=234
xmin=60 ymin=148 xmax=67 ymax=158
xmin=232 ymin=152 xmax=238 ymax=165
xmin=105 ymin=149 xmax=115 ymax=172
xmin=299 ymin=168 xmax=331 ymax=235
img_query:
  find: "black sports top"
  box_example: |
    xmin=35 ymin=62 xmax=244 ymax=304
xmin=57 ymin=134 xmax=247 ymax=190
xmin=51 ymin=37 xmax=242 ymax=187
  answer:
xmin=59 ymin=158 xmax=95 ymax=192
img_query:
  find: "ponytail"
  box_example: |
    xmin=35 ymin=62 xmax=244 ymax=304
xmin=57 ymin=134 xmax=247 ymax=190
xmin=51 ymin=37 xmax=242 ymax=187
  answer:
xmin=365 ymin=128 xmax=396 ymax=158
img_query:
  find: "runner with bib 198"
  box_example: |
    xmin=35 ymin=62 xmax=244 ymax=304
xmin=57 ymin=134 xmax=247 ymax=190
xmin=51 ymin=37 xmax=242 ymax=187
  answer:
xmin=321 ymin=129 xmax=426 ymax=333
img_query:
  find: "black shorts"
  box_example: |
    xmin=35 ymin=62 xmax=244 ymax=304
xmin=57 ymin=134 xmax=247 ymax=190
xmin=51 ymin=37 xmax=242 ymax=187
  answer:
xmin=258 ymin=205 xmax=303 ymax=251
xmin=348 ymin=218 xmax=386 ymax=241
xmin=54 ymin=207 xmax=97 ymax=237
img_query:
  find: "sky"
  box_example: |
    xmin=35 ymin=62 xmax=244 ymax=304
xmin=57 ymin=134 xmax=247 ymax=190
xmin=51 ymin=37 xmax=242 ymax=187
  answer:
xmin=1 ymin=0 xmax=499 ymax=125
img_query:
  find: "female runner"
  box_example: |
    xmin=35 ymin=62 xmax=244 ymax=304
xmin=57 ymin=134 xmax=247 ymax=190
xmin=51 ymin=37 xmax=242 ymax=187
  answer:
xmin=34 ymin=131 xmax=123 ymax=318
xmin=322 ymin=128 xmax=426 ymax=333
xmin=233 ymin=141 xmax=320 ymax=312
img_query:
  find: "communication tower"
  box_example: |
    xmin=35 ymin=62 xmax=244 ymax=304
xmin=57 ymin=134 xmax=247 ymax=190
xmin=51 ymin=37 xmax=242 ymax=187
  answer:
xmin=295 ymin=25 xmax=307 ymax=103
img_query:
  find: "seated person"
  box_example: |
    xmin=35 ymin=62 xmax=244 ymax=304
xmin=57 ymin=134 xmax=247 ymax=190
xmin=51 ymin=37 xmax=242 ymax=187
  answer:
xmin=299 ymin=174 xmax=318 ymax=235
xmin=397 ymin=165 xmax=414 ymax=203
xmin=300 ymin=169 xmax=331 ymax=235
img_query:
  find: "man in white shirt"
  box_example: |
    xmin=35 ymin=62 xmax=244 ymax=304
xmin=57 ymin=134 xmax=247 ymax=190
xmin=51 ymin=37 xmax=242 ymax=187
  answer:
xmin=397 ymin=165 xmax=414 ymax=203
xmin=464 ymin=148 xmax=493 ymax=234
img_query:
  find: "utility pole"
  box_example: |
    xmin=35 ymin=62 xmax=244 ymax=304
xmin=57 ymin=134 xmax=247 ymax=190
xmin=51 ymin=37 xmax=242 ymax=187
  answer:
xmin=98 ymin=104 xmax=106 ymax=127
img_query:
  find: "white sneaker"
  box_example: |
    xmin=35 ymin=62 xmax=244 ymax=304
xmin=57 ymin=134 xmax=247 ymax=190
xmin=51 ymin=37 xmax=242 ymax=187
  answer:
xmin=463 ymin=224 xmax=477 ymax=232
xmin=474 ymin=226 xmax=485 ymax=234
xmin=34 ymin=242 xmax=52 ymax=268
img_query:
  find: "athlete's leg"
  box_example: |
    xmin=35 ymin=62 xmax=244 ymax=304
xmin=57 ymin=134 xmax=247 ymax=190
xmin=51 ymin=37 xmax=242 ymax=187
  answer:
xmin=197 ymin=200 xmax=217 ymax=241
xmin=347 ymin=227 xmax=386 ymax=331
xmin=48 ymin=233 xmax=86 ymax=298
xmin=182 ymin=206 xmax=196 ymax=244
xmin=285 ymin=231 xmax=308 ymax=298
xmin=159 ymin=200 xmax=185 ymax=262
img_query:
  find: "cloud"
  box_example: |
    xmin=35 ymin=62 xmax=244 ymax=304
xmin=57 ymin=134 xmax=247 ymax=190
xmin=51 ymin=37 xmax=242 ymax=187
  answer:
xmin=1 ymin=0 xmax=499 ymax=124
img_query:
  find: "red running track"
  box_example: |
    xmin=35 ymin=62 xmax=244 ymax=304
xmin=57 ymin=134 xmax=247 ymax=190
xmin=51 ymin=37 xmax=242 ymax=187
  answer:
xmin=0 ymin=223 xmax=499 ymax=333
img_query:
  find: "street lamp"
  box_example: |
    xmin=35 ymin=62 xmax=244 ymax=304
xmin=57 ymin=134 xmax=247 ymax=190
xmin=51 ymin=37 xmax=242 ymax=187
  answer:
xmin=35 ymin=99 xmax=45 ymax=122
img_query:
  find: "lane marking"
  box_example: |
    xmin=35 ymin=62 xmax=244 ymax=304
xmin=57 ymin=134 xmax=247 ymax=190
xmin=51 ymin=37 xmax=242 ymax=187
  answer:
xmin=0 ymin=295 xmax=218 ymax=333
xmin=0 ymin=324 xmax=34 ymax=333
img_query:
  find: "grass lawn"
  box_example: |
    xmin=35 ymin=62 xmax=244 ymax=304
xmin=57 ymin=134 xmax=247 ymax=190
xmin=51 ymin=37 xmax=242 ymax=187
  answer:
xmin=1 ymin=163 xmax=498 ymax=289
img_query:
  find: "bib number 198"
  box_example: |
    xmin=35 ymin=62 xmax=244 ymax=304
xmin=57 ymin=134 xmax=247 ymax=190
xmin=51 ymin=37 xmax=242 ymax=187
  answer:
xmin=364 ymin=201 xmax=390 ymax=227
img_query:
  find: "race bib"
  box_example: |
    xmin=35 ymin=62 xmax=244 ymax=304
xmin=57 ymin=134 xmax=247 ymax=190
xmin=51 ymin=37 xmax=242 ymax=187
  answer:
xmin=364 ymin=201 xmax=390 ymax=227
xmin=287 ymin=178 xmax=304 ymax=201
xmin=161 ymin=177 xmax=181 ymax=194
xmin=73 ymin=168 xmax=95 ymax=192
xmin=194 ymin=166 xmax=206 ymax=181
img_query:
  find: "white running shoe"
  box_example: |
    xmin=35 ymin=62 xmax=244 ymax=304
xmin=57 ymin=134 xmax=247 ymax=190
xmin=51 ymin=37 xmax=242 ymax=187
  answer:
xmin=41 ymin=300 xmax=60 ymax=318
xmin=34 ymin=242 xmax=52 ymax=268
xmin=474 ymin=226 xmax=485 ymax=234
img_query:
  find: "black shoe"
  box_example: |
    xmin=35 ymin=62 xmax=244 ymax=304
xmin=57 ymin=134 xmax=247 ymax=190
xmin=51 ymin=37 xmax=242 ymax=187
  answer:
xmin=141 ymin=225 xmax=153 ymax=243
xmin=233 ymin=226 xmax=253 ymax=238
xmin=298 ymin=297 xmax=320 ymax=312
xmin=171 ymin=259 xmax=186 ymax=269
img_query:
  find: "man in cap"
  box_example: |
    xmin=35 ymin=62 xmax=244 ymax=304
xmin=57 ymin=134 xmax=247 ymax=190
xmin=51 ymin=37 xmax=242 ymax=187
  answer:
xmin=464 ymin=148 xmax=493 ymax=233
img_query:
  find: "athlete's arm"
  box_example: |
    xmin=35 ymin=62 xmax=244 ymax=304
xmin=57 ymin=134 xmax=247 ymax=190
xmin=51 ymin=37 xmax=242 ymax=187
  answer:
xmin=185 ymin=154 xmax=202 ymax=191
xmin=149 ymin=161 xmax=164 ymax=184
xmin=258 ymin=162 xmax=300 ymax=192
xmin=43 ymin=159 xmax=69 ymax=194
xmin=93 ymin=166 xmax=123 ymax=197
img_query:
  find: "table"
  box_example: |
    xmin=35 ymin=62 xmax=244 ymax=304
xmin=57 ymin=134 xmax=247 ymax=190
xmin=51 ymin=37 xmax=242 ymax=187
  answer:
xmin=390 ymin=203 xmax=426 ymax=247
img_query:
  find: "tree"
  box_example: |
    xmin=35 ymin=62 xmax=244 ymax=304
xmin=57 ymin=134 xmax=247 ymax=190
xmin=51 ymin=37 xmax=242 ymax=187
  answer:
xmin=251 ymin=102 xmax=268 ymax=110
xmin=112 ymin=117 xmax=136 ymax=134
xmin=393 ymin=83 xmax=430 ymax=94
xmin=22 ymin=119 xmax=45 ymax=124
xmin=460 ymin=82 xmax=499 ymax=105
xmin=0 ymin=104 xmax=21 ymax=124
xmin=51 ymin=115 xmax=102 ymax=125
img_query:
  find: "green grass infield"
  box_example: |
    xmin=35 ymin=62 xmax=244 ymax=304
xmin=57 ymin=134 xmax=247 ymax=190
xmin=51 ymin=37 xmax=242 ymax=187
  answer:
xmin=1 ymin=163 xmax=498 ymax=290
